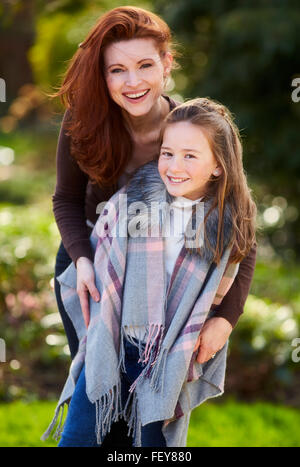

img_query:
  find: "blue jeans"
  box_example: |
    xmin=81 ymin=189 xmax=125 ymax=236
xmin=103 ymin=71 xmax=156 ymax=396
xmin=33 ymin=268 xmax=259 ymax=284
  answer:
xmin=58 ymin=338 xmax=166 ymax=447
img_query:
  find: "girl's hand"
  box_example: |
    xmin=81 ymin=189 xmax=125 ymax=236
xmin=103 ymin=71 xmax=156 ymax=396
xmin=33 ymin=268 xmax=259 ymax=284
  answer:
xmin=193 ymin=317 xmax=233 ymax=364
xmin=76 ymin=257 xmax=100 ymax=328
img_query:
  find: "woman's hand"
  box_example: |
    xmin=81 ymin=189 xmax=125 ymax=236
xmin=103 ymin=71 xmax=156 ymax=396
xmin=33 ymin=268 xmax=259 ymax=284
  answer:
xmin=193 ymin=317 xmax=233 ymax=364
xmin=76 ymin=257 xmax=100 ymax=328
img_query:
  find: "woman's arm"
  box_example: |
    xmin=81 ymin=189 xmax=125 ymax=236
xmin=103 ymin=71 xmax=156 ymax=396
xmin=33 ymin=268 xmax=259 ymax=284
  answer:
xmin=53 ymin=110 xmax=102 ymax=326
xmin=213 ymin=242 xmax=257 ymax=328
xmin=194 ymin=243 xmax=257 ymax=363
xmin=52 ymin=110 xmax=94 ymax=265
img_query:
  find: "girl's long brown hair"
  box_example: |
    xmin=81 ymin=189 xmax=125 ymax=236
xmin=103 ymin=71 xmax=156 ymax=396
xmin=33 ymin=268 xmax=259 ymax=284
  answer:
xmin=50 ymin=6 xmax=178 ymax=188
xmin=162 ymin=97 xmax=257 ymax=264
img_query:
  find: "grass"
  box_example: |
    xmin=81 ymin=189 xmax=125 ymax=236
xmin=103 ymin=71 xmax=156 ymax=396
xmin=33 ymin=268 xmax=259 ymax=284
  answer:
xmin=188 ymin=398 xmax=300 ymax=447
xmin=0 ymin=400 xmax=57 ymax=447
xmin=0 ymin=398 xmax=299 ymax=447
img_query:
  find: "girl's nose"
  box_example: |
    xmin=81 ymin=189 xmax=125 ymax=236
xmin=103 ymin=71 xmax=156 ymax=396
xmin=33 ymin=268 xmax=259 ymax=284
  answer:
xmin=169 ymin=156 xmax=185 ymax=173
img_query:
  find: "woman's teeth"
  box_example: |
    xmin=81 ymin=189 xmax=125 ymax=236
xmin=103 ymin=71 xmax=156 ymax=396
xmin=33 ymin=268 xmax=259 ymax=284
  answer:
xmin=168 ymin=176 xmax=190 ymax=184
xmin=124 ymin=90 xmax=149 ymax=100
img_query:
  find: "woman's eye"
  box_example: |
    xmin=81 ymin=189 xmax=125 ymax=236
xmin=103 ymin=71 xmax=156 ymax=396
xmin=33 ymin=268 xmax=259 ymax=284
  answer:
xmin=161 ymin=151 xmax=172 ymax=157
xmin=110 ymin=64 xmax=152 ymax=74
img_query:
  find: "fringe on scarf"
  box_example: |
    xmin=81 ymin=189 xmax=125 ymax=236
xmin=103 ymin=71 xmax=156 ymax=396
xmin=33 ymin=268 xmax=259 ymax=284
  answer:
xmin=123 ymin=387 xmax=142 ymax=447
xmin=95 ymin=378 xmax=144 ymax=447
xmin=119 ymin=323 xmax=168 ymax=398
xmin=41 ymin=379 xmax=143 ymax=447
xmin=119 ymin=323 xmax=164 ymax=370
xmin=95 ymin=380 xmax=123 ymax=445
xmin=40 ymin=401 xmax=69 ymax=442
xmin=120 ymin=323 xmax=168 ymax=395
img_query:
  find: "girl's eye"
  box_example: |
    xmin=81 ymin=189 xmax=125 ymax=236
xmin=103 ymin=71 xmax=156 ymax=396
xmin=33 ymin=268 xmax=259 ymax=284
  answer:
xmin=161 ymin=151 xmax=172 ymax=158
xmin=141 ymin=63 xmax=152 ymax=69
xmin=185 ymin=154 xmax=195 ymax=159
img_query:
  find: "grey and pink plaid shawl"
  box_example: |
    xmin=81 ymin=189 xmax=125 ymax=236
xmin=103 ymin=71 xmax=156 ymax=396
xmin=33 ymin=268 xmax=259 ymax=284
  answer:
xmin=42 ymin=161 xmax=239 ymax=447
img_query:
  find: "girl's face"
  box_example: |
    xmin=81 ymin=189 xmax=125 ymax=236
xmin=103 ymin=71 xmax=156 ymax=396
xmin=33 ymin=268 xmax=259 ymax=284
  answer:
xmin=104 ymin=38 xmax=172 ymax=117
xmin=158 ymin=121 xmax=221 ymax=200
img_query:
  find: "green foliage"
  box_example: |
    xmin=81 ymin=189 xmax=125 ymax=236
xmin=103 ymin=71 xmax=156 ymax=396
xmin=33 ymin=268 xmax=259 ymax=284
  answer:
xmin=0 ymin=123 xmax=70 ymax=402
xmin=228 ymin=289 xmax=300 ymax=401
xmin=0 ymin=165 xmax=56 ymax=204
xmin=0 ymin=200 xmax=70 ymax=401
xmin=225 ymin=259 xmax=300 ymax=402
xmin=251 ymin=261 xmax=300 ymax=307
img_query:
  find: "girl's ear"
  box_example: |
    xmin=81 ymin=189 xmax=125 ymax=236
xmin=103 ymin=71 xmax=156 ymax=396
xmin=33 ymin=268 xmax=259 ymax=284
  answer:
xmin=213 ymin=167 xmax=222 ymax=176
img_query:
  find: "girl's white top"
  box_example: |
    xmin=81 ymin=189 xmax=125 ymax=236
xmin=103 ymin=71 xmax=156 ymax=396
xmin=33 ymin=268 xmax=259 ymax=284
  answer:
xmin=127 ymin=195 xmax=203 ymax=343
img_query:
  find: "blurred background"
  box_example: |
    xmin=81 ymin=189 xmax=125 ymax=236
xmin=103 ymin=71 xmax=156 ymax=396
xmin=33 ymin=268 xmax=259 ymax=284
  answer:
xmin=0 ymin=0 xmax=300 ymax=447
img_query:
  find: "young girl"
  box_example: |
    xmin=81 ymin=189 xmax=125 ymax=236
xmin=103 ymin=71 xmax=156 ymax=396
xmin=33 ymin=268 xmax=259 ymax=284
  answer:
xmin=42 ymin=97 xmax=256 ymax=447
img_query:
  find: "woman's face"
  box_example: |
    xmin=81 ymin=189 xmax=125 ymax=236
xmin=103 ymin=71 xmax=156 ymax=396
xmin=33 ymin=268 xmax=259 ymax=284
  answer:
xmin=104 ymin=38 xmax=172 ymax=117
xmin=158 ymin=122 xmax=221 ymax=200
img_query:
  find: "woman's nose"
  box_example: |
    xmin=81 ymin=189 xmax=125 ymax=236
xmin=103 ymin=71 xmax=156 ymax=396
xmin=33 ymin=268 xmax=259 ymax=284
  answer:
xmin=125 ymin=71 xmax=141 ymax=87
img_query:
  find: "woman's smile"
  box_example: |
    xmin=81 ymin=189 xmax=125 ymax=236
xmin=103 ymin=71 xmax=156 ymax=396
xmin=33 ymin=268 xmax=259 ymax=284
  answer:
xmin=122 ymin=89 xmax=151 ymax=104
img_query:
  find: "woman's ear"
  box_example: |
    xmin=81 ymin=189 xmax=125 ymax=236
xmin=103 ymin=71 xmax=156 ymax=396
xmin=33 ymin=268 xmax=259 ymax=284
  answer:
xmin=163 ymin=51 xmax=173 ymax=77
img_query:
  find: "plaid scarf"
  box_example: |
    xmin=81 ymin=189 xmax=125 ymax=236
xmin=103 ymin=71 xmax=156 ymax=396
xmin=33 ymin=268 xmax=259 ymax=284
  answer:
xmin=42 ymin=162 xmax=239 ymax=447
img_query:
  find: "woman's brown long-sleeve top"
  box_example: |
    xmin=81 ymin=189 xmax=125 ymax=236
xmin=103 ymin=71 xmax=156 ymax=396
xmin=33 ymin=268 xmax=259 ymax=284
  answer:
xmin=52 ymin=96 xmax=256 ymax=329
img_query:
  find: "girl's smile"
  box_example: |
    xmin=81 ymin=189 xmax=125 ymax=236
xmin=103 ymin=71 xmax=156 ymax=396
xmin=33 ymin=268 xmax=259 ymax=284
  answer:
xmin=158 ymin=121 xmax=221 ymax=200
xmin=167 ymin=175 xmax=190 ymax=184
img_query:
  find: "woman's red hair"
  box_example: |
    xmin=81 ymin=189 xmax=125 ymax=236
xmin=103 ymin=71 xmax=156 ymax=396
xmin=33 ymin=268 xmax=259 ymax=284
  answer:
xmin=50 ymin=6 xmax=178 ymax=187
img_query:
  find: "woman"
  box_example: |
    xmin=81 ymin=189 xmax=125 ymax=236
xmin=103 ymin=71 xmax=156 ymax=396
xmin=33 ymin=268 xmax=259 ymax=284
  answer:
xmin=51 ymin=6 xmax=256 ymax=446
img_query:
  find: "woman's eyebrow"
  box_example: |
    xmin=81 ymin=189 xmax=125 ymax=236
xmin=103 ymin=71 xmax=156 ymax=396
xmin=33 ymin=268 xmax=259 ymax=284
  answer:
xmin=107 ymin=58 xmax=154 ymax=69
